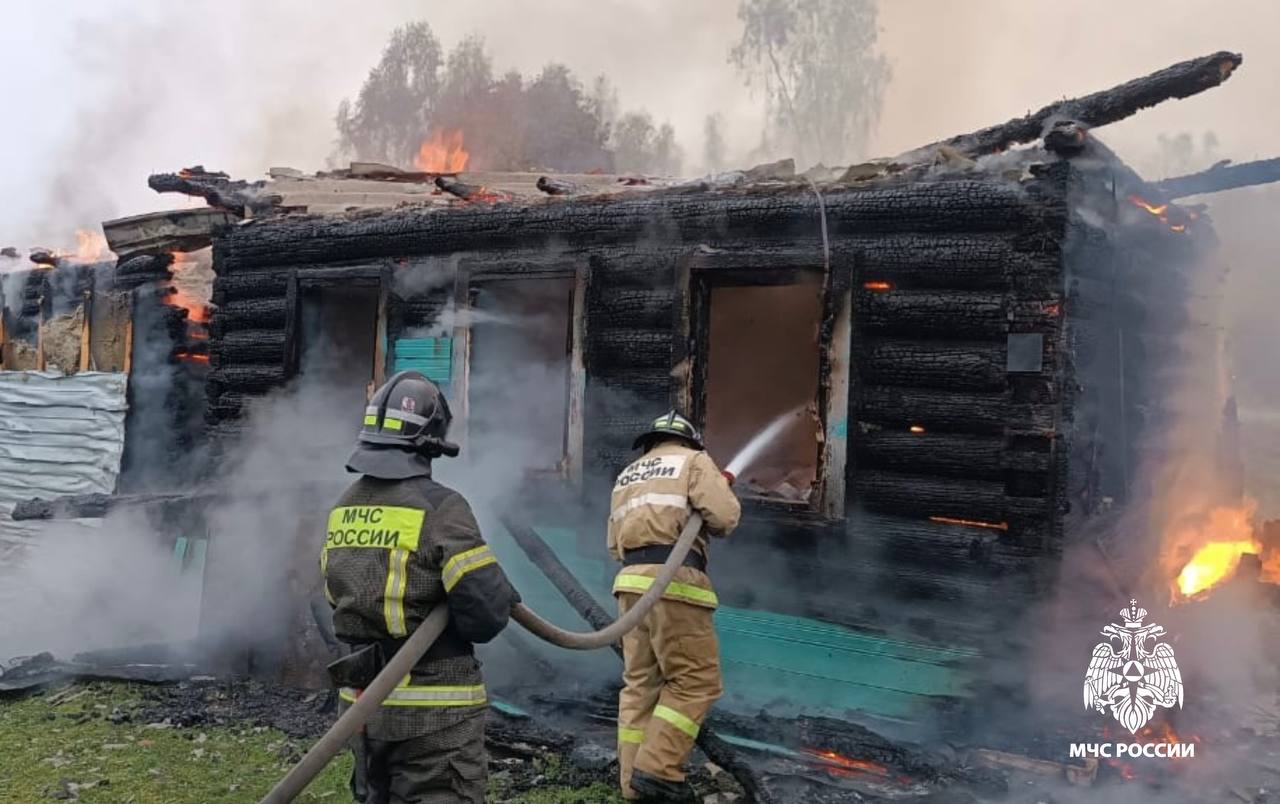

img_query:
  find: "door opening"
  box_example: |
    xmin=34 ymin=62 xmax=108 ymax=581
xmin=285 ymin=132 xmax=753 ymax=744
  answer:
xmin=702 ymin=275 xmax=823 ymax=504
xmin=468 ymin=278 xmax=574 ymax=474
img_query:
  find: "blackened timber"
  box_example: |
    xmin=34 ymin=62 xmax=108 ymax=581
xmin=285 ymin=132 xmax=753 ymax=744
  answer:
xmin=857 ymin=290 xmax=1008 ymax=337
xmin=855 ymin=470 xmax=1049 ymax=523
xmin=858 ymin=386 xmax=1055 ymax=434
xmin=209 ymin=329 xmax=286 ymax=365
xmin=588 ymin=371 xmax=670 ymax=398
xmin=114 ymin=253 xmax=174 ymax=288
xmin=858 ymin=431 xmax=1007 ymax=480
xmin=586 ymin=288 xmax=674 ymax=330
xmin=215 ymin=180 xmax=1054 ymax=272
xmin=853 ymin=233 xmax=1056 ymax=290
xmin=896 ymin=51 xmax=1242 ymax=161
xmin=861 ymin=338 xmax=1008 ymax=391
xmin=588 ymin=329 xmax=672 ymax=369
xmin=148 ymin=171 xmax=277 ymax=217
xmin=211 ymin=271 xmax=290 ymax=304
xmin=207 ymin=365 xmax=287 ymax=396
xmin=206 ymin=391 xmax=249 ymax=422
xmin=1151 ymin=156 xmax=1280 ymax=199
xmin=210 ymin=297 xmax=289 ymax=333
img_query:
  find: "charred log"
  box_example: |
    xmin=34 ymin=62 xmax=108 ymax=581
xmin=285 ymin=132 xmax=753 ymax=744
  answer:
xmin=210 ymin=298 xmax=289 ymax=334
xmin=11 ymin=491 xmax=213 ymax=521
xmin=434 ymin=175 xmax=512 ymax=203
xmin=209 ymin=329 xmax=287 ymax=366
xmin=860 ymin=339 xmax=1009 ymax=391
xmin=535 ymin=176 xmax=589 ymax=196
xmin=216 ymin=180 xmax=1053 ymax=272
xmin=855 ymin=470 xmax=1049 ymax=523
xmin=853 ymin=234 xmax=1056 ymax=290
xmin=207 ymin=365 xmax=287 ymax=396
xmin=148 ymin=170 xmax=276 ymax=217
xmin=211 ymin=271 xmax=290 ymax=304
xmin=857 ymin=431 xmax=1007 ymax=480
xmin=897 ymin=51 xmax=1242 ymax=161
xmin=588 ymin=329 xmax=672 ymax=370
xmin=587 ymin=288 xmax=674 ymax=330
xmin=114 ymin=253 xmax=174 ymax=288
xmin=856 ymin=291 xmax=1007 ymax=338
xmin=858 ymin=386 xmax=1055 ymax=435
xmin=1150 ymin=156 xmax=1280 ymax=199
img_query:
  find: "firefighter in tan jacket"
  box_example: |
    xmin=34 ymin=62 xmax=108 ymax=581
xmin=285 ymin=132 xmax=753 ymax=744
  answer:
xmin=609 ymin=411 xmax=741 ymax=801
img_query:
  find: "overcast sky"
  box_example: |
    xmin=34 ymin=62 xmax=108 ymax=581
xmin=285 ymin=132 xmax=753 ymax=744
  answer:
xmin=1 ymin=1 xmax=1277 ymax=247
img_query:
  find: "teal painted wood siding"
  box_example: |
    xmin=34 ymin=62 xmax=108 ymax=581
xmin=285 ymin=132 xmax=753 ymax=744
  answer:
xmin=488 ymin=523 xmax=975 ymax=724
xmin=394 ymin=337 xmax=453 ymax=388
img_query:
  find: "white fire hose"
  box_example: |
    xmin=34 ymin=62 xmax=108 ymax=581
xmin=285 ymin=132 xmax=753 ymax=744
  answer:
xmin=258 ymin=513 xmax=704 ymax=804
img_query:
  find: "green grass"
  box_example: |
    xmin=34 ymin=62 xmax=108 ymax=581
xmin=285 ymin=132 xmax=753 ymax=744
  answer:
xmin=0 ymin=683 xmax=625 ymax=804
xmin=0 ymin=682 xmax=350 ymax=804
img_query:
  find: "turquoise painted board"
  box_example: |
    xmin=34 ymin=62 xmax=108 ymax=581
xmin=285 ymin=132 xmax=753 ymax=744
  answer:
xmin=489 ymin=523 xmax=976 ymax=723
xmin=394 ymin=337 xmax=453 ymax=388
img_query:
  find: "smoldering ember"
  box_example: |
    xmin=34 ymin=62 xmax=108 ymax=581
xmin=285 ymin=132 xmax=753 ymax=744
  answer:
xmin=4 ymin=32 xmax=1280 ymax=804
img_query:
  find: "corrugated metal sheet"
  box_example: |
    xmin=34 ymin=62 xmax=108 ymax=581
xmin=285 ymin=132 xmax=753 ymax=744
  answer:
xmin=0 ymin=371 xmax=128 ymax=556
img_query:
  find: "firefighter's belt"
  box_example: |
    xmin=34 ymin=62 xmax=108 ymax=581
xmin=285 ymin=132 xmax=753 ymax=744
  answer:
xmin=622 ymin=544 xmax=706 ymax=573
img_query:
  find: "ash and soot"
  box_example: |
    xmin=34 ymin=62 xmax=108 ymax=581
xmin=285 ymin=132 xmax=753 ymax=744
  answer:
xmin=4 ymin=4 xmax=1280 ymax=804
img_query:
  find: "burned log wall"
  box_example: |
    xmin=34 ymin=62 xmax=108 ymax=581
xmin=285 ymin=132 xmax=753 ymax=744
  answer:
xmin=1060 ymin=168 xmax=1214 ymax=521
xmin=850 ymin=165 xmax=1072 ymax=555
xmin=205 ymin=173 xmax=1073 ymax=651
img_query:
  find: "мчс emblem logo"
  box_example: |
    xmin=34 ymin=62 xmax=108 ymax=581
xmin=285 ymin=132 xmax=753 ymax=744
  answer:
xmin=1083 ymin=599 xmax=1184 ymax=734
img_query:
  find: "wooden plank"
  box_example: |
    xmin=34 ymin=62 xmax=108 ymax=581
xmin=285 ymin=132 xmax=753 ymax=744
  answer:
xmin=35 ymin=293 xmax=45 ymax=371
xmin=566 ymin=263 xmax=588 ymax=488
xmin=450 ymin=264 xmax=471 ymax=455
xmin=78 ymin=288 xmax=93 ymax=372
xmin=282 ymin=270 xmax=299 ymax=379
xmin=123 ymin=319 xmax=134 ymax=374
xmin=101 ymin=207 xmax=237 ymax=256
xmin=672 ymin=255 xmax=694 ymax=414
xmin=373 ymin=267 xmax=389 ymax=386
xmin=823 ymin=285 xmax=852 ymax=519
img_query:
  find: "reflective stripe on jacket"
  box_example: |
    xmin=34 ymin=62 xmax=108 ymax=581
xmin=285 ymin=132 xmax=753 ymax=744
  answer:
xmin=339 ymin=681 xmax=487 ymax=708
xmin=607 ymin=441 xmax=740 ymax=609
xmin=322 ymin=474 xmax=518 ymax=740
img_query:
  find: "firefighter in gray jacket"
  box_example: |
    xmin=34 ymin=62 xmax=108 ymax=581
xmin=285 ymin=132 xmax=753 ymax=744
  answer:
xmin=322 ymin=371 xmax=518 ymax=804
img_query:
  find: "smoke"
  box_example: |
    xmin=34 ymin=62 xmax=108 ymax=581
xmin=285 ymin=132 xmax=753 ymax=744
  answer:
xmin=0 ymin=509 xmax=203 ymax=657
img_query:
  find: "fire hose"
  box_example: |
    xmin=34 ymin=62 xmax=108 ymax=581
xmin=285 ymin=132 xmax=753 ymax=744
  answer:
xmin=257 ymin=513 xmax=704 ymax=804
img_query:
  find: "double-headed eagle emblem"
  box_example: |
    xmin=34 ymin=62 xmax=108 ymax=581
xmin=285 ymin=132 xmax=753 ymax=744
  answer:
xmin=1083 ymin=599 xmax=1184 ymax=734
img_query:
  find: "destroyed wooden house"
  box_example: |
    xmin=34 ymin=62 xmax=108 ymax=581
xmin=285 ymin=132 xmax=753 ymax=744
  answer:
xmin=7 ymin=51 xmax=1271 ymax=734
xmin=0 ymin=215 xmax=230 ymax=554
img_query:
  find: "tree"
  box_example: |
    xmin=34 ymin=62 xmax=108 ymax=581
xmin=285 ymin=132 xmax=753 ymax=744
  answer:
xmin=334 ymin=22 xmax=675 ymax=175
xmin=730 ymin=0 xmax=891 ymax=168
xmin=335 ymin=22 xmax=443 ymax=165
xmin=612 ymin=112 xmax=683 ymax=175
xmin=703 ymin=113 xmax=726 ymax=173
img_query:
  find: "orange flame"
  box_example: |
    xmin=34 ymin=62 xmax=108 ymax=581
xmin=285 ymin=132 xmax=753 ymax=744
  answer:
xmin=1127 ymin=194 xmax=1191 ymax=234
xmin=909 ymin=424 xmax=926 ymax=434
xmin=1166 ymin=500 xmax=1259 ymax=602
xmin=801 ymin=748 xmax=891 ymax=779
xmin=167 ymin=251 xmax=208 ymax=324
xmin=863 ymin=280 xmax=892 ymax=291
xmin=56 ymin=229 xmax=110 ymax=263
xmin=414 ymin=129 xmax=469 ymax=173
xmin=929 ymin=515 xmax=1009 ymax=531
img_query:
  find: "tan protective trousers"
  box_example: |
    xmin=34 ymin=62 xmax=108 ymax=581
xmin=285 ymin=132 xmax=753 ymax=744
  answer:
xmin=616 ymin=592 xmax=723 ymax=799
